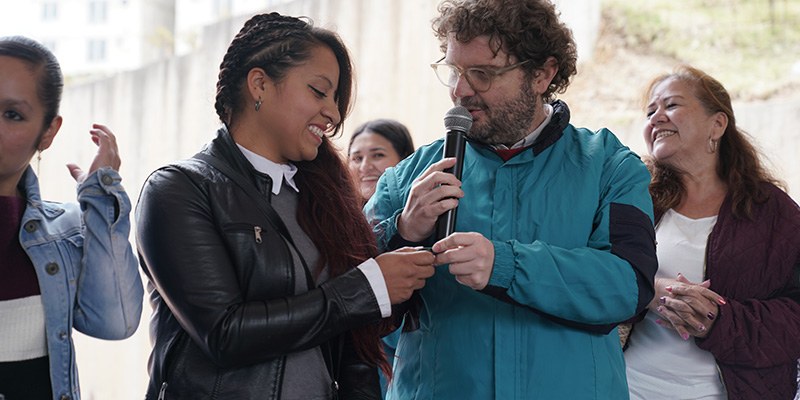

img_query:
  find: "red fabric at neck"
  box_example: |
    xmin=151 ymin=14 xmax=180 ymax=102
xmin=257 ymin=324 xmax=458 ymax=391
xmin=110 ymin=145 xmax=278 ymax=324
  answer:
xmin=492 ymin=146 xmax=531 ymax=162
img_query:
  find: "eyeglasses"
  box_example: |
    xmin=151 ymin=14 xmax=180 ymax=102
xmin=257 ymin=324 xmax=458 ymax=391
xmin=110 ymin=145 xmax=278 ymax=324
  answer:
xmin=430 ymin=57 xmax=532 ymax=93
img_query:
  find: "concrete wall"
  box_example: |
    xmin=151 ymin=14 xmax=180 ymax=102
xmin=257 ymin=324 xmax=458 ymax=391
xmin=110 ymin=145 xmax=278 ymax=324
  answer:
xmin=32 ymin=0 xmax=798 ymax=399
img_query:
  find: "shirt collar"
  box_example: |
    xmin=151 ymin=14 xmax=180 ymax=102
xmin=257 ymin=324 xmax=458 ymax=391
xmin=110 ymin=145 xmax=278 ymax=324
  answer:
xmin=236 ymin=143 xmax=299 ymax=195
xmin=491 ymin=103 xmax=554 ymax=150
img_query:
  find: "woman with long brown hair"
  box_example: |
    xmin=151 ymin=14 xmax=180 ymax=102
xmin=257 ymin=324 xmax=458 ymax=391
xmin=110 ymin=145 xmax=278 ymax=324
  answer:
xmin=624 ymin=65 xmax=800 ymax=399
xmin=135 ymin=12 xmax=434 ymax=399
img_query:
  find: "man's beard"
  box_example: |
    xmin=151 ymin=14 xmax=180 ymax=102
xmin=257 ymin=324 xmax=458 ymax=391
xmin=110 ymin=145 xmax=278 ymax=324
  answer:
xmin=459 ymin=77 xmax=539 ymax=147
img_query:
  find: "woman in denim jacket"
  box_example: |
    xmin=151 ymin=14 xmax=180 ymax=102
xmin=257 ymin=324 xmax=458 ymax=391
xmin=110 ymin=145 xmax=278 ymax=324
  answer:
xmin=0 ymin=36 xmax=144 ymax=400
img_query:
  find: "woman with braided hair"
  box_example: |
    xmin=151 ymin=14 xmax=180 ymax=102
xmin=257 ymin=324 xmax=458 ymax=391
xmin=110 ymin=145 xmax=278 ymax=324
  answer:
xmin=136 ymin=12 xmax=435 ymax=400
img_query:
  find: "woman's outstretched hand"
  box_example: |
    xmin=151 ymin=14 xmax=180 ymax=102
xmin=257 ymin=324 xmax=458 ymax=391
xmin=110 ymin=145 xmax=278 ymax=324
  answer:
xmin=67 ymin=124 xmax=121 ymax=184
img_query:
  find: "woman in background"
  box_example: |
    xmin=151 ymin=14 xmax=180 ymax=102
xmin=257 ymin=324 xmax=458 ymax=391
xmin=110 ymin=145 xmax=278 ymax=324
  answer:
xmin=624 ymin=65 xmax=800 ymax=399
xmin=136 ymin=13 xmax=434 ymax=399
xmin=347 ymin=119 xmax=415 ymax=396
xmin=0 ymin=36 xmax=143 ymax=400
xmin=348 ymin=119 xmax=414 ymax=205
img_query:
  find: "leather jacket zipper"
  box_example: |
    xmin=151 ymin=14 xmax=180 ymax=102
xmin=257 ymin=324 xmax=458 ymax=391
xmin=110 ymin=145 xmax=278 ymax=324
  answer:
xmin=254 ymin=226 xmax=263 ymax=243
xmin=158 ymin=382 xmax=168 ymax=400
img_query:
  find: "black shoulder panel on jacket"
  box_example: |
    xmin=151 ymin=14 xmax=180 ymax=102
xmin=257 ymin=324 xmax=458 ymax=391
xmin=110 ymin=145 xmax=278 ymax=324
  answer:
xmin=609 ymin=202 xmax=657 ymax=318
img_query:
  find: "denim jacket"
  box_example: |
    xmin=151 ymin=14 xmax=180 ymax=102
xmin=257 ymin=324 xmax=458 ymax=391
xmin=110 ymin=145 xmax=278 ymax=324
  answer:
xmin=17 ymin=166 xmax=143 ymax=400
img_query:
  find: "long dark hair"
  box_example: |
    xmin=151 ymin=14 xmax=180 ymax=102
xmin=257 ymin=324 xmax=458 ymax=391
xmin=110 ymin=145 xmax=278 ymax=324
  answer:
xmin=644 ymin=65 xmax=782 ymax=219
xmin=349 ymin=119 xmax=415 ymax=160
xmin=0 ymin=36 xmax=63 ymax=142
xmin=214 ymin=12 xmax=390 ymax=376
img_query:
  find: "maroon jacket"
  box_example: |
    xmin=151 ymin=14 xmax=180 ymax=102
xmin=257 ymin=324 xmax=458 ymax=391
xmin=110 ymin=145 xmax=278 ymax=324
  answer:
xmin=653 ymin=183 xmax=800 ymax=399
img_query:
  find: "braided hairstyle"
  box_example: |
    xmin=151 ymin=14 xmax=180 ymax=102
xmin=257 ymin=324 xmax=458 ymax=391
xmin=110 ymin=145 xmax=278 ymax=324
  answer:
xmin=215 ymin=13 xmax=391 ymax=377
xmin=215 ymin=12 xmax=352 ymax=133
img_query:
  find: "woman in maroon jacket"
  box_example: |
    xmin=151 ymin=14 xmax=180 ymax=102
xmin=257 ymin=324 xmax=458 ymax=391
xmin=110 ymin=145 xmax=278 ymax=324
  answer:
xmin=623 ymin=65 xmax=800 ymax=399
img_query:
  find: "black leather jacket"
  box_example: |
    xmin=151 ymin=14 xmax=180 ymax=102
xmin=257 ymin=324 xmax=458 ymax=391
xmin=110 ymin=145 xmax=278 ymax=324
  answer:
xmin=136 ymin=127 xmax=383 ymax=399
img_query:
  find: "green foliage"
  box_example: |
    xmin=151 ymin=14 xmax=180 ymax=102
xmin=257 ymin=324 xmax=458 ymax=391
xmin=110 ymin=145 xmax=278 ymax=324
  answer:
xmin=603 ymin=0 xmax=800 ymax=99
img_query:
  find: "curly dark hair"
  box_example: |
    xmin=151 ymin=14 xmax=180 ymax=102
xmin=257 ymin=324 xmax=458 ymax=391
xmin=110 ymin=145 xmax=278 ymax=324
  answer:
xmin=215 ymin=13 xmax=392 ymax=376
xmin=644 ymin=65 xmax=782 ymax=219
xmin=432 ymin=0 xmax=577 ymax=102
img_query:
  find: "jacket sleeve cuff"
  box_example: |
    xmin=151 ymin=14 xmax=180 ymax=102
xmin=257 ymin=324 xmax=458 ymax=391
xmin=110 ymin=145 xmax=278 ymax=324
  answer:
xmin=487 ymin=241 xmax=515 ymax=289
xmin=77 ymin=167 xmax=123 ymax=193
xmin=357 ymin=258 xmax=391 ymax=318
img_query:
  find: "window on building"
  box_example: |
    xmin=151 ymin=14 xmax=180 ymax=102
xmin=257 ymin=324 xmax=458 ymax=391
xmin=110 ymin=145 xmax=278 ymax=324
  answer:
xmin=42 ymin=2 xmax=58 ymax=20
xmin=89 ymin=1 xmax=108 ymax=23
xmin=87 ymin=39 xmax=106 ymax=62
xmin=213 ymin=0 xmax=232 ymax=17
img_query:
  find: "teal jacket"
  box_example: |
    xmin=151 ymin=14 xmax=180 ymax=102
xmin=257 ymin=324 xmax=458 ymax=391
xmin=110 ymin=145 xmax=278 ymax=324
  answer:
xmin=366 ymin=101 xmax=657 ymax=399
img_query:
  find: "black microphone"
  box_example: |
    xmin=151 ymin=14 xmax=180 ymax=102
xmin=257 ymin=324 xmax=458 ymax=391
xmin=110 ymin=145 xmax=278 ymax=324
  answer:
xmin=434 ymin=106 xmax=473 ymax=241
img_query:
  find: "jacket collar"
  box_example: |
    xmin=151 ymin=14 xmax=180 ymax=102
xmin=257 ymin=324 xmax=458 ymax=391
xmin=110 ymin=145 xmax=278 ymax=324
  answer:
xmin=18 ymin=166 xmax=65 ymax=220
xmin=203 ymin=125 xmax=274 ymax=196
xmin=532 ymin=99 xmax=570 ymax=156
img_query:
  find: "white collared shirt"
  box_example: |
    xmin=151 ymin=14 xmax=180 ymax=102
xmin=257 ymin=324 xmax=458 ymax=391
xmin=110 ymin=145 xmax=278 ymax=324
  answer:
xmin=237 ymin=144 xmax=299 ymax=195
xmin=235 ymin=143 xmax=391 ymax=317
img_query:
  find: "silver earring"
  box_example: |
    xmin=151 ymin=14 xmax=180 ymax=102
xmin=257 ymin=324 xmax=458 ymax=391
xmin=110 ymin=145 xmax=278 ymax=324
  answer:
xmin=709 ymin=138 xmax=718 ymax=153
xmin=255 ymin=96 xmax=262 ymax=111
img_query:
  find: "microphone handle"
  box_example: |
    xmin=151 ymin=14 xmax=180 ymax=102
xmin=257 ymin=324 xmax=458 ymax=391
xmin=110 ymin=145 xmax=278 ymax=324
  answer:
xmin=434 ymin=129 xmax=466 ymax=241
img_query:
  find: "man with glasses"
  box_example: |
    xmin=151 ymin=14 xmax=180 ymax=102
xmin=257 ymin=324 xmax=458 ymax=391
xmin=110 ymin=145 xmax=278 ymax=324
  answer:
xmin=365 ymin=0 xmax=657 ymax=398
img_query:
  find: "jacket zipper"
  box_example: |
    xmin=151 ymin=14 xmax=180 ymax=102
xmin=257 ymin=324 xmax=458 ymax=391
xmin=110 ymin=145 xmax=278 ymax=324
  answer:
xmin=158 ymin=382 xmax=168 ymax=400
xmin=703 ymin=233 xmax=729 ymax=396
xmin=702 ymin=233 xmax=710 ymax=282
xmin=254 ymin=226 xmax=263 ymax=244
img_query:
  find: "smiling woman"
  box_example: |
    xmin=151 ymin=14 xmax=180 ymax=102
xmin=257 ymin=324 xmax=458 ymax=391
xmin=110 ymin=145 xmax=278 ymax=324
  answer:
xmin=348 ymin=119 xmax=415 ymax=204
xmin=624 ymin=65 xmax=800 ymax=400
xmin=0 ymin=36 xmax=143 ymax=400
xmin=134 ymin=12 xmax=436 ymax=400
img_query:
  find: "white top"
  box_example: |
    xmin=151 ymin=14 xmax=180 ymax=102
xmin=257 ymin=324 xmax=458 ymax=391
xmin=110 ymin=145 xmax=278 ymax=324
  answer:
xmin=0 ymin=295 xmax=48 ymax=361
xmin=625 ymin=209 xmax=726 ymax=400
xmin=236 ymin=143 xmax=391 ymax=317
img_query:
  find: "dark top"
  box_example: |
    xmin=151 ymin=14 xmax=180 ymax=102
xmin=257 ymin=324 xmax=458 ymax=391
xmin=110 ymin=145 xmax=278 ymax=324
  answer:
xmin=0 ymin=196 xmax=39 ymax=300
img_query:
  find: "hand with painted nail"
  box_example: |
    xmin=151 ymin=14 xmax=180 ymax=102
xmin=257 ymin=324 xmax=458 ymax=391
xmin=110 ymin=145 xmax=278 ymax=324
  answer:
xmin=650 ymin=294 xmax=693 ymax=341
xmin=651 ymin=274 xmax=724 ymax=339
xmin=662 ymin=274 xmax=723 ymax=338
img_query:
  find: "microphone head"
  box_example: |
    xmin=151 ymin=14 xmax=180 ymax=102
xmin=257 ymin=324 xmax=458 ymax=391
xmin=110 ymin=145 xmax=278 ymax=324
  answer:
xmin=444 ymin=106 xmax=473 ymax=133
